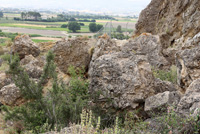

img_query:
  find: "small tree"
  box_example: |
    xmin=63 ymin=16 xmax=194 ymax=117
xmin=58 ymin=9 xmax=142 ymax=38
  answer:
xmin=68 ymin=22 xmax=80 ymax=32
xmin=116 ymin=25 xmax=122 ymax=33
xmin=61 ymin=24 xmax=68 ymax=28
xmin=89 ymin=22 xmax=97 ymax=32
xmin=21 ymin=12 xmax=26 ymax=20
xmin=89 ymin=23 xmax=103 ymax=33
xmin=97 ymin=24 xmax=103 ymax=31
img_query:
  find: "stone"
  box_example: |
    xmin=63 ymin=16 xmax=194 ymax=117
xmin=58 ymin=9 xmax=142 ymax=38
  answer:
xmin=13 ymin=35 xmax=40 ymax=59
xmin=154 ymin=78 xmax=179 ymax=94
xmin=122 ymin=34 xmax=169 ymax=69
xmin=177 ymin=78 xmax=200 ymax=116
xmin=0 ymin=83 xmax=21 ymax=106
xmin=52 ymin=38 xmax=93 ymax=74
xmin=91 ymin=38 xmax=121 ymax=62
xmin=145 ymin=91 xmax=181 ymax=116
xmin=135 ymin=0 xmax=200 ymax=49
xmin=89 ymin=51 xmax=156 ymax=110
xmin=20 ymin=55 xmax=43 ymax=79
xmin=176 ymin=44 xmax=200 ymax=88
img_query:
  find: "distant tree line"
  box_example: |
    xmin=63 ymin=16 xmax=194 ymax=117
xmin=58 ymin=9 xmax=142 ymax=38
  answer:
xmin=62 ymin=14 xmax=116 ymax=20
xmin=14 ymin=11 xmax=116 ymax=23
xmin=21 ymin=11 xmax=41 ymax=20
xmin=14 ymin=13 xmax=98 ymax=23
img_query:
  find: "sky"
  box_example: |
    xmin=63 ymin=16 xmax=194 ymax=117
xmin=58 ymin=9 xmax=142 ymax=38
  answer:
xmin=0 ymin=0 xmax=151 ymax=13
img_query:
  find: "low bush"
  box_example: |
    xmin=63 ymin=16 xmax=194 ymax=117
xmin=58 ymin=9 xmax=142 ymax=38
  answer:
xmin=0 ymin=53 xmax=11 ymax=61
xmin=2 ymin=51 xmax=89 ymax=133
xmin=153 ymin=65 xmax=177 ymax=84
xmin=60 ymin=24 xmax=68 ymax=28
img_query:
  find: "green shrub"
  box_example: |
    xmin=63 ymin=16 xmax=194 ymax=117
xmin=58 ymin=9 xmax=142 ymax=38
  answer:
xmin=0 ymin=53 xmax=11 ymax=61
xmin=153 ymin=65 xmax=177 ymax=84
xmin=60 ymin=24 xmax=68 ymax=28
xmin=152 ymin=106 xmax=200 ymax=134
xmin=2 ymin=51 xmax=89 ymax=133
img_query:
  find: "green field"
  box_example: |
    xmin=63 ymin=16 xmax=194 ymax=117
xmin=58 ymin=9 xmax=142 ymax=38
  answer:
xmin=0 ymin=13 xmax=136 ymax=32
xmin=32 ymin=39 xmax=53 ymax=43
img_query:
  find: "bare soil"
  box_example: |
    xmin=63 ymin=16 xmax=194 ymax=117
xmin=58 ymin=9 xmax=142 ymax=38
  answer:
xmin=31 ymin=37 xmax=61 ymax=41
xmin=0 ymin=27 xmax=67 ymax=37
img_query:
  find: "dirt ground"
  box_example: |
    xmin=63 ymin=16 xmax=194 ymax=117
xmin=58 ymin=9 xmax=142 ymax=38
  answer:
xmin=31 ymin=37 xmax=62 ymax=41
xmin=0 ymin=27 xmax=67 ymax=37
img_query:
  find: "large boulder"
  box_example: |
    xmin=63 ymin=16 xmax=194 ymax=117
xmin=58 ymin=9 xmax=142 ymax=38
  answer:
xmin=52 ymin=38 xmax=93 ymax=74
xmin=145 ymin=91 xmax=181 ymax=116
xmin=135 ymin=0 xmax=200 ymax=49
xmin=0 ymin=83 xmax=21 ymax=106
xmin=122 ymin=34 xmax=169 ymax=69
xmin=177 ymin=78 xmax=200 ymax=116
xmin=13 ymin=35 xmax=40 ymax=59
xmin=89 ymin=51 xmax=177 ymax=110
xmin=20 ymin=55 xmax=43 ymax=79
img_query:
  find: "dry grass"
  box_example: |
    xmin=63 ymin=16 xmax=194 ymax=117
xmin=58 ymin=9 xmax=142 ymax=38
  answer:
xmin=31 ymin=37 xmax=61 ymax=41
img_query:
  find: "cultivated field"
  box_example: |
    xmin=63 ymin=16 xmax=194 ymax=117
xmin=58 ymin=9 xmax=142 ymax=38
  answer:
xmin=0 ymin=13 xmax=137 ymax=42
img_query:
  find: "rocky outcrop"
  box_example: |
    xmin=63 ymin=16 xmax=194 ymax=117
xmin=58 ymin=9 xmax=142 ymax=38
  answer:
xmin=176 ymin=34 xmax=200 ymax=88
xmin=135 ymin=0 xmax=200 ymax=49
xmin=177 ymin=78 xmax=200 ymax=116
xmin=154 ymin=78 xmax=179 ymax=94
xmin=20 ymin=55 xmax=43 ymax=79
xmin=89 ymin=52 xmax=155 ymax=109
xmin=89 ymin=50 xmax=177 ymax=110
xmin=52 ymin=38 xmax=93 ymax=74
xmin=0 ymin=83 xmax=21 ymax=106
xmin=145 ymin=91 xmax=181 ymax=116
xmin=91 ymin=38 xmax=121 ymax=62
xmin=13 ymin=35 xmax=40 ymax=59
xmin=122 ymin=34 xmax=169 ymax=69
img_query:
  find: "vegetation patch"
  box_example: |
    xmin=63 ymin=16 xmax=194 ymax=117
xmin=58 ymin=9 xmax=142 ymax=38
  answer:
xmin=153 ymin=65 xmax=177 ymax=84
xmin=32 ymin=39 xmax=53 ymax=43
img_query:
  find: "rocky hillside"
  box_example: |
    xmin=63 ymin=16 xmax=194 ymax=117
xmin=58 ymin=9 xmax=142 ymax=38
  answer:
xmin=135 ymin=0 xmax=200 ymax=48
xmin=0 ymin=0 xmax=200 ymax=133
